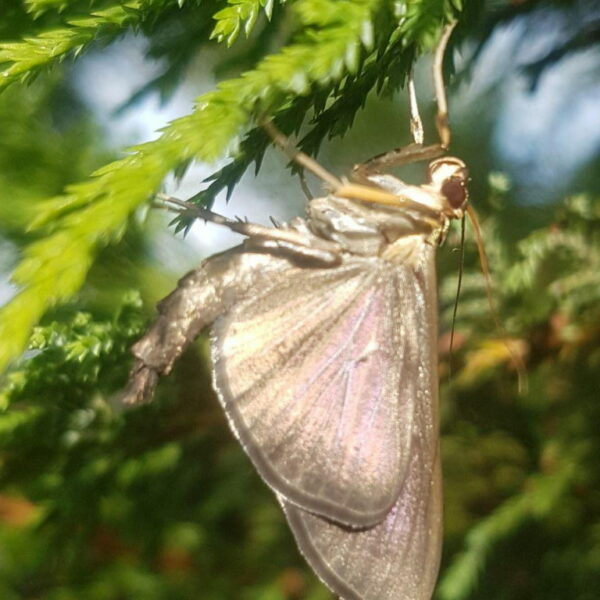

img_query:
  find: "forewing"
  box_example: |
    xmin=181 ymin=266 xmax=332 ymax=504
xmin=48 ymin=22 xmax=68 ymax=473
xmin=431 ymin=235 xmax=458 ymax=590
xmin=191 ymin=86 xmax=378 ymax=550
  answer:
xmin=210 ymin=260 xmax=414 ymax=526
xmin=280 ymin=245 xmax=442 ymax=600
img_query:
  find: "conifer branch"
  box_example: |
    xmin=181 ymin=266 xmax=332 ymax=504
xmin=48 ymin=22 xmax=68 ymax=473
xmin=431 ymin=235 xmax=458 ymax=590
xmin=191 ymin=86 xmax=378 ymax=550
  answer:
xmin=0 ymin=0 xmax=180 ymax=89
xmin=4 ymin=0 xmax=452 ymax=371
xmin=211 ymin=0 xmax=281 ymax=46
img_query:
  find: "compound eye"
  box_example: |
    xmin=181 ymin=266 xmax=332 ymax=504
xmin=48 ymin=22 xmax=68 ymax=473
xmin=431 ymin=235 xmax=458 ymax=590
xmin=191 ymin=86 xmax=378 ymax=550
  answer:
xmin=441 ymin=177 xmax=467 ymax=210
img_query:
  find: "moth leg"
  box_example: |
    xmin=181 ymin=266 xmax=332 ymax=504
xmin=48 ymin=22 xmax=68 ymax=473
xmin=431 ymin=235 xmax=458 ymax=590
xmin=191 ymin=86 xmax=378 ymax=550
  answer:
xmin=432 ymin=22 xmax=457 ymax=148
xmin=262 ymin=121 xmax=343 ymax=192
xmin=298 ymin=170 xmax=314 ymax=200
xmin=407 ymin=69 xmax=424 ymax=146
xmin=352 ymin=143 xmax=446 ymax=181
xmin=159 ymin=194 xmax=341 ymax=264
xmin=352 ymin=74 xmax=443 ymax=179
xmin=159 ymin=193 xmax=291 ymax=240
xmin=352 ymin=70 xmax=442 ymax=179
xmin=352 ymin=23 xmax=457 ymax=180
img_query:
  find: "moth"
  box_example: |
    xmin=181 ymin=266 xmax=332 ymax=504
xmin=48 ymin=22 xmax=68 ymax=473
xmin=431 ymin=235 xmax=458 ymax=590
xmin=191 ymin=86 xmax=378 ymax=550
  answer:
xmin=123 ymin=24 xmax=468 ymax=600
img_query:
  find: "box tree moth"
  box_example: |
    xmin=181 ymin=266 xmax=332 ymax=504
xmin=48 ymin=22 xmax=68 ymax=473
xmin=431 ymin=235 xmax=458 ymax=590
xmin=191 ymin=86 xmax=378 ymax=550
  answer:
xmin=123 ymin=23 xmax=469 ymax=600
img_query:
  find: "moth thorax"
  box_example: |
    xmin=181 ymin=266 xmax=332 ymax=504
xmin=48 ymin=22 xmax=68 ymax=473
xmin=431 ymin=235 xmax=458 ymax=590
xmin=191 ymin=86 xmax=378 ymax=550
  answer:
xmin=428 ymin=157 xmax=469 ymax=213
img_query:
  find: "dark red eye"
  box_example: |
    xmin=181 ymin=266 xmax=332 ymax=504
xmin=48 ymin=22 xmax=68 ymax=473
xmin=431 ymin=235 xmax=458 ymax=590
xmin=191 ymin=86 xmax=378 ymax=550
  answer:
xmin=441 ymin=177 xmax=467 ymax=209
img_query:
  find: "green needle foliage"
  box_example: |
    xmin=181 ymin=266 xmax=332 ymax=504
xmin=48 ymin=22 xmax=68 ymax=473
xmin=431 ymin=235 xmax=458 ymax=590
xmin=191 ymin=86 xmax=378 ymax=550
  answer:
xmin=0 ymin=0 xmax=464 ymax=372
xmin=0 ymin=0 xmax=186 ymax=88
xmin=0 ymin=0 xmax=599 ymax=599
xmin=211 ymin=0 xmax=280 ymax=45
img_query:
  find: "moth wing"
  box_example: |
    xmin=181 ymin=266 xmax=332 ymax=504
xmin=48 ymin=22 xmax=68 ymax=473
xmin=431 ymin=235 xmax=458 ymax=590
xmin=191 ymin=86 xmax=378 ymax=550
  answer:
xmin=210 ymin=260 xmax=416 ymax=527
xmin=279 ymin=246 xmax=442 ymax=600
xmin=281 ymin=450 xmax=442 ymax=600
xmin=280 ymin=246 xmax=442 ymax=599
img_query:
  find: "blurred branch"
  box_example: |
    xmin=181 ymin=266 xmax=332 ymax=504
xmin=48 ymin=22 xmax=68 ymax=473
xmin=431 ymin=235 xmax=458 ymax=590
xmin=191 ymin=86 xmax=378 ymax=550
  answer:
xmin=522 ymin=17 xmax=600 ymax=90
xmin=437 ymin=459 xmax=577 ymax=600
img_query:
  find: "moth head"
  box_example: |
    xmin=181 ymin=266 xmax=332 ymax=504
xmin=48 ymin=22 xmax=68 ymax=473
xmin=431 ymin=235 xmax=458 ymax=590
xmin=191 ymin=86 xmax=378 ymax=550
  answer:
xmin=427 ymin=157 xmax=469 ymax=218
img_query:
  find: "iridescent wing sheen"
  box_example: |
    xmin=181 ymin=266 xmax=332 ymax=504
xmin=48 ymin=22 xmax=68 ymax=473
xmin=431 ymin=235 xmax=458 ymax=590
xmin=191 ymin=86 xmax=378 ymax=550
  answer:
xmin=281 ymin=454 xmax=441 ymax=600
xmin=211 ymin=261 xmax=406 ymax=526
xmin=210 ymin=241 xmax=438 ymax=531
xmin=280 ymin=243 xmax=442 ymax=600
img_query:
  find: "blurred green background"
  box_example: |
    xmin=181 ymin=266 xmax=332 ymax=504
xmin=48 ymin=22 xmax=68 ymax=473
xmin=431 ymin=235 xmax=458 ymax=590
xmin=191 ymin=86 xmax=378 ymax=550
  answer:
xmin=0 ymin=1 xmax=599 ymax=599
